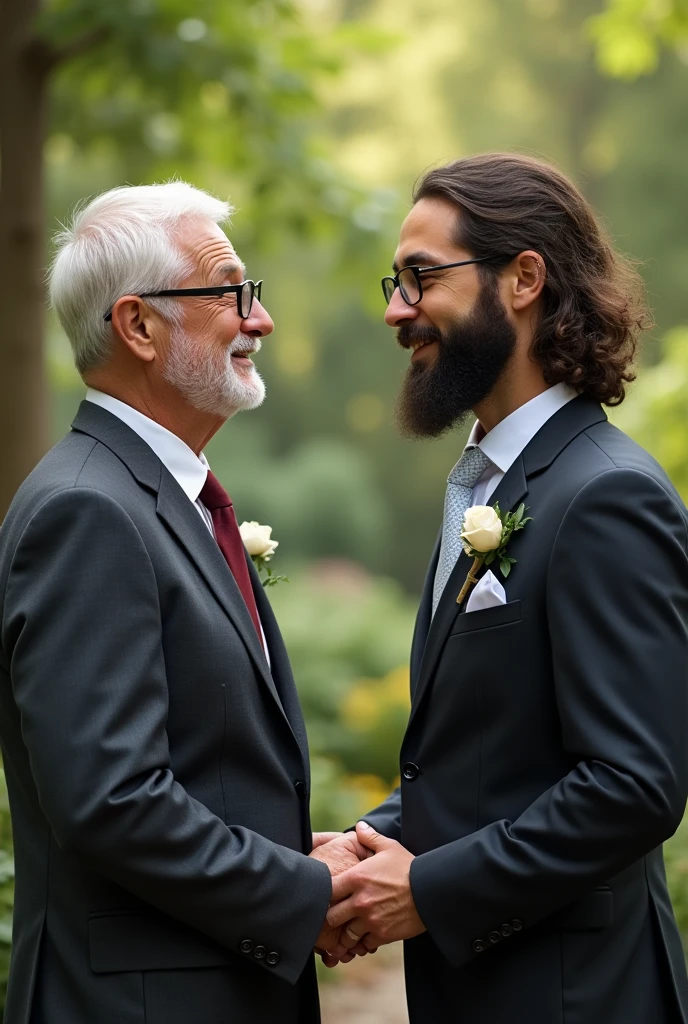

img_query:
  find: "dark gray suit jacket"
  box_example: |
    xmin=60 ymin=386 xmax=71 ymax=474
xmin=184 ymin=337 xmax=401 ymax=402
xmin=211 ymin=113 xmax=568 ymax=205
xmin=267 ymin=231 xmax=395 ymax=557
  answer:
xmin=365 ymin=396 xmax=688 ymax=1023
xmin=0 ymin=402 xmax=331 ymax=1024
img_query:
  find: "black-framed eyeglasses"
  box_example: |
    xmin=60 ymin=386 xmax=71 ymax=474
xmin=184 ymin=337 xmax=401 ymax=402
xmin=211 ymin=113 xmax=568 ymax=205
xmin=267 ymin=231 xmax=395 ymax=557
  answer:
xmin=103 ymin=280 xmax=263 ymax=322
xmin=381 ymin=258 xmax=492 ymax=306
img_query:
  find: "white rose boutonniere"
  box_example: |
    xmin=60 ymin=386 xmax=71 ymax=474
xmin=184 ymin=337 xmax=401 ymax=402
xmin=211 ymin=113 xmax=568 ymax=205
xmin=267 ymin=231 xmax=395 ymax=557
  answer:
xmin=461 ymin=505 xmax=503 ymax=553
xmin=238 ymin=521 xmax=288 ymax=587
xmin=457 ymin=502 xmax=532 ymax=605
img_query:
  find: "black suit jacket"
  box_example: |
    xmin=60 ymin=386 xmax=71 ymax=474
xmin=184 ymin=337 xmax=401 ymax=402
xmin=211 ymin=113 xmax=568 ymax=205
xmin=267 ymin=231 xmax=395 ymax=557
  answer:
xmin=365 ymin=396 xmax=688 ymax=1023
xmin=0 ymin=402 xmax=331 ymax=1024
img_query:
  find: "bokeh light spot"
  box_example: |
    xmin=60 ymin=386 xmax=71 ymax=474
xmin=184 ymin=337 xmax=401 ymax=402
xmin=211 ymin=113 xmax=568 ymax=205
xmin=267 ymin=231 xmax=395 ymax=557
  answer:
xmin=275 ymin=334 xmax=316 ymax=376
xmin=346 ymin=393 xmax=385 ymax=433
xmin=177 ymin=19 xmax=207 ymax=42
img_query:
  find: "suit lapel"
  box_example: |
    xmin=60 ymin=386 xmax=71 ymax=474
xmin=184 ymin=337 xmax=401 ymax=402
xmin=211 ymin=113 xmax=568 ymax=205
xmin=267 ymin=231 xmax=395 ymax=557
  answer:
xmin=155 ymin=471 xmax=290 ymax=715
xmin=408 ymin=396 xmax=608 ymax=727
xmin=410 ymin=532 xmax=440 ymax=692
xmin=249 ymin=558 xmax=310 ymax=775
xmin=71 ymin=401 xmax=298 ymax=742
xmin=409 ymin=455 xmax=528 ymax=724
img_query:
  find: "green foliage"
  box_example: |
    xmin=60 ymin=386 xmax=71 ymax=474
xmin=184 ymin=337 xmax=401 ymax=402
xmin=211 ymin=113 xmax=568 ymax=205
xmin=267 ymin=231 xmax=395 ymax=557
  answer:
xmin=3 ymin=0 xmax=687 ymax=1009
xmin=666 ymin=814 xmax=688 ymax=952
xmin=588 ymin=0 xmax=688 ymax=79
xmin=612 ymin=326 xmax=688 ymax=500
xmin=45 ymin=0 xmax=688 ymax=591
xmin=309 ymin=757 xmax=393 ymax=834
xmin=41 ymin=0 xmax=395 ymax=245
xmin=269 ymin=568 xmax=416 ymax=785
xmin=273 ymin=568 xmax=414 ymax=830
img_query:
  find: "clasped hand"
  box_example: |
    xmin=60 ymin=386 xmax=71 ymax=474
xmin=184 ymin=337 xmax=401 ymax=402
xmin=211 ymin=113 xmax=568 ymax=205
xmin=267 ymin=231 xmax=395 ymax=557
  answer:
xmin=308 ymin=821 xmax=425 ymax=967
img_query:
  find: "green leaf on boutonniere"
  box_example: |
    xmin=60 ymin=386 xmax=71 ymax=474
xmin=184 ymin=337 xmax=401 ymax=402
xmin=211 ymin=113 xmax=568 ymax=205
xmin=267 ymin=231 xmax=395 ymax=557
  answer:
xmin=251 ymin=554 xmax=289 ymax=588
xmin=489 ymin=505 xmax=532 ymax=580
xmin=459 ymin=501 xmax=533 ymax=599
xmin=240 ymin=521 xmax=289 ymax=588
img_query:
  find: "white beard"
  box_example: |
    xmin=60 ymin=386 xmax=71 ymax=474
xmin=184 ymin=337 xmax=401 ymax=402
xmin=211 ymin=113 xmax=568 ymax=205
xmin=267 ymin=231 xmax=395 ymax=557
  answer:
xmin=161 ymin=328 xmax=265 ymax=418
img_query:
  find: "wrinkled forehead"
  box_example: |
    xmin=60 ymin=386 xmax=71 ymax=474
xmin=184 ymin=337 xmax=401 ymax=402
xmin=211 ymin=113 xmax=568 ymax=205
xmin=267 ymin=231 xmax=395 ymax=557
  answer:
xmin=176 ymin=217 xmax=246 ymax=281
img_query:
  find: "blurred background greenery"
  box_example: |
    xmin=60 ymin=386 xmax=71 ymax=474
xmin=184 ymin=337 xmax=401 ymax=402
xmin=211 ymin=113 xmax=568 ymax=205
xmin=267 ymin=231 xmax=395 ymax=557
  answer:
xmin=1 ymin=0 xmax=688 ymax=1015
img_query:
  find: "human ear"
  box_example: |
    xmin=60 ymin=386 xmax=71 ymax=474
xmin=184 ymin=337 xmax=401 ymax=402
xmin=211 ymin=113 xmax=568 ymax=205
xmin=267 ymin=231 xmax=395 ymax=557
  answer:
xmin=109 ymin=297 xmax=158 ymax=363
xmin=511 ymin=251 xmax=546 ymax=312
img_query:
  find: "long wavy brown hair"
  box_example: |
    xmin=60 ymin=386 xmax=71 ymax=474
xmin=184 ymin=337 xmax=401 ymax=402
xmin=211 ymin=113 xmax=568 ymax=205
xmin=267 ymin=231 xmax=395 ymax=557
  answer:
xmin=413 ymin=153 xmax=652 ymax=406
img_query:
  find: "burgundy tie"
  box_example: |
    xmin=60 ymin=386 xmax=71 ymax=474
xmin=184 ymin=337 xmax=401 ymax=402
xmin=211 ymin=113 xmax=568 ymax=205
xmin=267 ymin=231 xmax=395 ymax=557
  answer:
xmin=199 ymin=471 xmax=264 ymax=649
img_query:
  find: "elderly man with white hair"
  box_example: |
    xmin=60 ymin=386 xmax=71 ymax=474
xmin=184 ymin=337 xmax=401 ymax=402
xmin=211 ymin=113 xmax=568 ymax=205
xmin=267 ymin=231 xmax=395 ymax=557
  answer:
xmin=0 ymin=182 xmax=366 ymax=1024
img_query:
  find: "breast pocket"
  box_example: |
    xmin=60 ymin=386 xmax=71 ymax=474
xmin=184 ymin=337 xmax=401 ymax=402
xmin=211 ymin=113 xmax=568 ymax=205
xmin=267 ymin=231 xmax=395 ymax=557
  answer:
xmin=449 ymin=599 xmax=522 ymax=636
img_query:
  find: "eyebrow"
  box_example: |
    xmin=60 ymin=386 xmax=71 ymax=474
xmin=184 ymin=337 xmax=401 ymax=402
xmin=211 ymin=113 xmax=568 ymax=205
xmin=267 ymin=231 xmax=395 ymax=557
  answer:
xmin=392 ymin=250 xmax=444 ymax=273
xmin=214 ymin=259 xmax=246 ymax=282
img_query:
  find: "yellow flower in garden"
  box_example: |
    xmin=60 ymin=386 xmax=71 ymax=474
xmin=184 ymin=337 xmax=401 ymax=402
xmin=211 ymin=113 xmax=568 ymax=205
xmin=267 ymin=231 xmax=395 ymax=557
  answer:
xmin=380 ymin=665 xmax=411 ymax=707
xmin=341 ymin=665 xmax=410 ymax=731
xmin=341 ymin=680 xmax=379 ymax=730
xmin=344 ymin=773 xmax=392 ymax=813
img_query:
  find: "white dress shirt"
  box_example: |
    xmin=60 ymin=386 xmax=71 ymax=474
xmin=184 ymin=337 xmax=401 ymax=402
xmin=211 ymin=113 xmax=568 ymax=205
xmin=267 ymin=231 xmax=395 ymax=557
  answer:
xmin=465 ymin=382 xmax=578 ymax=505
xmin=85 ymin=388 xmax=214 ymax=530
xmin=85 ymin=389 xmax=269 ymax=661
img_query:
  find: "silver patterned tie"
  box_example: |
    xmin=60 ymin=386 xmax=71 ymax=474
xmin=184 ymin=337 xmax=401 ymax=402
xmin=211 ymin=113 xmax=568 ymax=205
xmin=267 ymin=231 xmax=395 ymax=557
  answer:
xmin=432 ymin=446 xmax=492 ymax=616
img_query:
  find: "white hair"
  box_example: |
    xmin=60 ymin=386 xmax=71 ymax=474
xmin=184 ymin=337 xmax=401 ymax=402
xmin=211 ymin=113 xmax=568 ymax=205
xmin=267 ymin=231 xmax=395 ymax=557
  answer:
xmin=49 ymin=181 xmax=233 ymax=375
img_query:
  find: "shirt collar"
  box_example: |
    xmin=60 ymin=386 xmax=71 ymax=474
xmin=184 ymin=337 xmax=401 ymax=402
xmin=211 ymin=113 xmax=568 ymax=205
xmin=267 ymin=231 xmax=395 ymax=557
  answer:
xmin=85 ymin=389 xmax=209 ymax=503
xmin=466 ymin=383 xmax=578 ymax=474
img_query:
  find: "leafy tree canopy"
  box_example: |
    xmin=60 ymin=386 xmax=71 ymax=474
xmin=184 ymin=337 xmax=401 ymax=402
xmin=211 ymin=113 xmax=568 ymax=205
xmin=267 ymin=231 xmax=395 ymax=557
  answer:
xmin=588 ymin=0 xmax=688 ymax=79
xmin=40 ymin=0 xmax=393 ymax=242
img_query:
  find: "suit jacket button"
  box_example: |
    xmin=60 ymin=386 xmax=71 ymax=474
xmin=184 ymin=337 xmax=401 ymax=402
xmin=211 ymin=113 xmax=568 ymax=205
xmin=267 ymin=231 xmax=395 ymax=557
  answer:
xmin=487 ymin=930 xmax=501 ymax=945
xmin=511 ymin=919 xmax=523 ymax=932
xmin=239 ymin=939 xmax=254 ymax=954
xmin=472 ymin=939 xmax=486 ymax=953
xmin=402 ymin=762 xmax=420 ymax=781
xmin=266 ymin=951 xmax=281 ymax=967
xmin=253 ymin=945 xmax=267 ymax=959
xmin=294 ymin=780 xmax=307 ymax=797
xmin=500 ymin=924 xmax=513 ymax=938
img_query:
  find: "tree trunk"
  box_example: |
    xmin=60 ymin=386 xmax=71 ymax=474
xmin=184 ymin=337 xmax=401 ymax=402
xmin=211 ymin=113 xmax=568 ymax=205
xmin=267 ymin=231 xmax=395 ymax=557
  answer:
xmin=0 ymin=0 xmax=50 ymax=520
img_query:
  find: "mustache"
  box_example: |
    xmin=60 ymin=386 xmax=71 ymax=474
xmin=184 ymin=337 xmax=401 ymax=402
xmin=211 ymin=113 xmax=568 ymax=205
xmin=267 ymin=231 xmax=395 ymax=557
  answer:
xmin=229 ymin=333 xmax=261 ymax=356
xmin=396 ymin=324 xmax=442 ymax=350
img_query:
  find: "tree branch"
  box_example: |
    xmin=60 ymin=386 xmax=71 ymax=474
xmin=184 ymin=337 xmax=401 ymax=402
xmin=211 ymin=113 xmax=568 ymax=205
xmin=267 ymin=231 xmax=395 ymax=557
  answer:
xmin=33 ymin=26 xmax=111 ymax=74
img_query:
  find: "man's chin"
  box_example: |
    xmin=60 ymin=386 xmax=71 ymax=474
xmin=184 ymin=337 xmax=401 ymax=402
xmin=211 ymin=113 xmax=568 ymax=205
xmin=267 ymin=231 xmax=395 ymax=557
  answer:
xmin=396 ymin=406 xmax=471 ymax=440
xmin=240 ymin=374 xmax=266 ymax=410
xmin=234 ymin=394 xmax=265 ymax=415
xmin=395 ymin=367 xmax=472 ymax=439
xmin=225 ymin=375 xmax=266 ymax=416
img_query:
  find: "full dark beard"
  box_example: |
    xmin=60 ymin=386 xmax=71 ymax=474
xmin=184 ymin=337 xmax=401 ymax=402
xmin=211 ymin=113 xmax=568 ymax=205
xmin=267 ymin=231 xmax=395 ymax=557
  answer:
xmin=395 ymin=280 xmax=517 ymax=439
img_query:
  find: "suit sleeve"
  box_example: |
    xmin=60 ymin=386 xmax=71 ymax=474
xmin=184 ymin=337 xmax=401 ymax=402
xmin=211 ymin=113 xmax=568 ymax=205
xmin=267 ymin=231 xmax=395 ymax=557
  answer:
xmin=2 ymin=488 xmax=331 ymax=985
xmin=356 ymin=787 xmax=402 ymax=842
xmin=410 ymin=468 xmax=688 ymax=967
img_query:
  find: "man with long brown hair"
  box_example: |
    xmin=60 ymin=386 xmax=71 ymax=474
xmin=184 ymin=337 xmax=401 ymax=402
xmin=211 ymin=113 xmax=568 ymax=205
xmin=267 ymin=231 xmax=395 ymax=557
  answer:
xmin=324 ymin=153 xmax=688 ymax=1022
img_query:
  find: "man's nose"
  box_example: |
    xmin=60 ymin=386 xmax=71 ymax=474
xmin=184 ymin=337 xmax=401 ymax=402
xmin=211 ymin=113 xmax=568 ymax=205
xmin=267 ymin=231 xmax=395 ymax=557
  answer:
xmin=242 ymin=299 xmax=274 ymax=337
xmin=384 ymin=289 xmax=420 ymax=328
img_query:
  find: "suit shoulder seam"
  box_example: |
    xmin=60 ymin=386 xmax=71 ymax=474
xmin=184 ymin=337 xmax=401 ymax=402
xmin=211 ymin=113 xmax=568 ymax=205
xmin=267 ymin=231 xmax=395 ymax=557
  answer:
xmin=582 ymin=430 xmax=686 ymax=523
xmin=547 ymin=464 xmax=688 ymax=585
xmin=575 ymin=438 xmax=685 ymax=520
xmin=72 ymin=437 xmax=102 ymax=488
xmin=3 ymin=481 xmax=154 ymax=639
xmin=7 ymin=475 xmax=148 ymax=585
xmin=580 ymin=428 xmax=616 ymax=468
